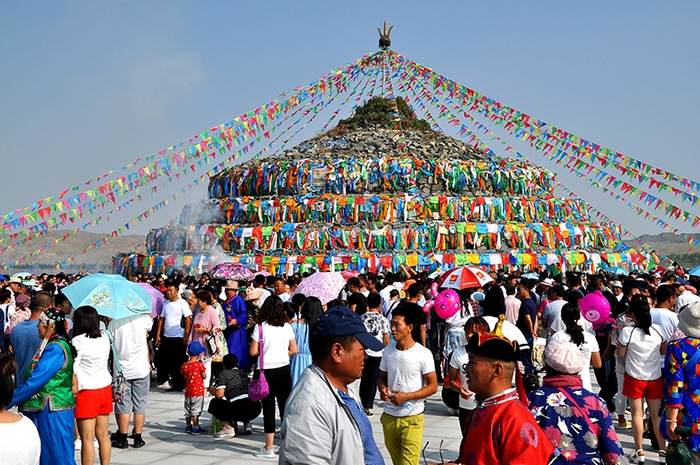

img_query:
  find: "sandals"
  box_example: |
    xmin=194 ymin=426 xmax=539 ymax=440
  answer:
xmin=659 ymin=451 xmax=666 ymax=464
xmin=630 ymin=449 xmax=645 ymax=464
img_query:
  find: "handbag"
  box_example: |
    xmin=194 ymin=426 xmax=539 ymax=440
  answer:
xmin=205 ymin=331 xmax=218 ymax=355
xmin=105 ymin=330 xmax=129 ymax=403
xmin=666 ymin=437 xmax=693 ymax=465
xmin=248 ymin=324 xmax=270 ymax=402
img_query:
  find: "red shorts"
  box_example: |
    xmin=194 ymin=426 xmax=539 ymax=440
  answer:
xmin=622 ymin=373 xmax=663 ymax=399
xmin=75 ymin=385 xmax=113 ymax=419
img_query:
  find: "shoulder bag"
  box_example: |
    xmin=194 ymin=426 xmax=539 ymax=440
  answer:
xmin=248 ymin=324 xmax=270 ymax=401
xmin=104 ymin=330 xmax=129 ymax=403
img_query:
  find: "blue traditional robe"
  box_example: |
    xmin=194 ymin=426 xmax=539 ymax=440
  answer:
xmin=223 ymin=294 xmax=249 ymax=369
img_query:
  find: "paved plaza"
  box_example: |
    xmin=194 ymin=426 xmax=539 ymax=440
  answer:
xmin=87 ymin=374 xmax=663 ymax=465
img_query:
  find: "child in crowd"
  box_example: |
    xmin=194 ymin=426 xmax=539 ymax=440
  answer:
xmin=181 ymin=341 xmax=207 ymax=434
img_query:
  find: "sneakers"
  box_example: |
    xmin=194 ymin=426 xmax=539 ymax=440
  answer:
xmin=185 ymin=425 xmax=193 ymax=434
xmin=111 ymin=433 xmax=129 ymax=449
xmin=132 ymin=435 xmax=146 ymax=448
xmin=191 ymin=426 xmax=207 ymax=435
xmin=215 ymin=427 xmax=236 ymax=439
xmin=254 ymin=446 xmax=276 ymax=459
xmin=243 ymin=422 xmax=253 ymax=435
xmin=75 ymin=438 xmax=82 ymax=451
xmin=617 ymin=419 xmax=632 ymax=429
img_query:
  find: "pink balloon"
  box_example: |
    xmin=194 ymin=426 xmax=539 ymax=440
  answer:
xmin=580 ymin=290 xmax=611 ymax=325
xmin=430 ymin=282 xmax=439 ymax=299
xmin=434 ymin=289 xmax=461 ymax=319
xmin=423 ymin=300 xmax=435 ymax=314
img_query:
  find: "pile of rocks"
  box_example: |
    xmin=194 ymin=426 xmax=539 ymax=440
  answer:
xmin=241 ymin=128 xmax=486 ymax=168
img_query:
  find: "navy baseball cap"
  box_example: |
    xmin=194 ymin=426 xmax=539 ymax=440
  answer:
xmin=313 ymin=306 xmax=385 ymax=352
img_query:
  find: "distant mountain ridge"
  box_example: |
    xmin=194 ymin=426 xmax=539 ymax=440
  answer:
xmin=636 ymin=233 xmax=700 ymax=256
xmin=1 ymin=231 xmax=698 ymax=271
xmin=0 ymin=231 xmax=145 ymax=268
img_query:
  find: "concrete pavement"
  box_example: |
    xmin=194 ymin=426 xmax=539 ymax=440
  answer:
xmin=84 ymin=374 xmax=663 ymax=465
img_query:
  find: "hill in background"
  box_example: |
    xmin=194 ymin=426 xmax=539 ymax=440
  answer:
xmin=637 ymin=232 xmax=700 ymax=268
xmin=1 ymin=229 xmax=698 ymax=274
xmin=0 ymin=231 xmax=145 ymax=273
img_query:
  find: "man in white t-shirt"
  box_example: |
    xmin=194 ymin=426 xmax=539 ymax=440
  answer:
xmin=541 ymin=285 xmax=567 ymax=341
xmin=155 ymin=281 xmax=192 ymax=391
xmin=651 ymin=284 xmax=679 ymax=342
xmin=251 ymin=275 xmax=272 ymax=308
xmin=378 ymin=305 xmax=438 ymax=465
xmin=108 ymin=314 xmax=153 ymax=449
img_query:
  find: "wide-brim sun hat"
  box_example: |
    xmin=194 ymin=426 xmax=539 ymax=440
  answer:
xmin=678 ymin=300 xmax=700 ymax=338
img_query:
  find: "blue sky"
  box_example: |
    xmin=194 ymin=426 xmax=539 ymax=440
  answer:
xmin=1 ymin=1 xmax=699 ymax=248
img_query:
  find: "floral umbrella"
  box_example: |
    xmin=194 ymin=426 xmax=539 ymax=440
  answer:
xmin=62 ymin=274 xmax=152 ymax=320
xmin=292 ymin=272 xmax=347 ymax=305
xmin=210 ymin=262 xmax=254 ymax=281
xmin=437 ymin=266 xmax=494 ymax=290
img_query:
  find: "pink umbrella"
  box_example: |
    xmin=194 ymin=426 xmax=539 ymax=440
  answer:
xmin=292 ymin=272 xmax=347 ymax=305
xmin=211 ymin=262 xmax=254 ymax=281
xmin=137 ymin=282 xmax=165 ymax=317
xmin=249 ymin=271 xmax=272 ymax=281
xmin=437 ymin=266 xmax=494 ymax=290
xmin=340 ymin=270 xmax=359 ymax=280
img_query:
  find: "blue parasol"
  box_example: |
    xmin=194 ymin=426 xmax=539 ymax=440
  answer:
xmin=62 ymin=273 xmax=152 ymax=320
xmin=689 ymin=265 xmax=700 ymax=277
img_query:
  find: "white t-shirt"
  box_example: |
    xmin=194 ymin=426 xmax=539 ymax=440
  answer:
xmin=0 ymin=413 xmax=40 ymax=465
xmin=72 ymin=333 xmax=113 ymax=391
xmin=446 ymin=303 xmax=473 ymax=327
xmin=161 ymin=298 xmax=192 ymax=338
xmin=256 ymin=288 xmax=272 ymax=309
xmin=108 ymin=314 xmax=154 ymax=380
xmin=0 ymin=303 xmax=15 ymax=328
xmin=380 ymin=283 xmax=403 ymax=305
xmin=448 ymin=346 xmax=477 ymax=410
xmin=619 ymin=324 xmax=665 ymax=380
xmin=252 ymin=322 xmax=295 ymax=370
xmin=651 ymin=307 xmax=679 ymax=342
xmin=550 ymin=330 xmax=600 ymax=392
xmin=380 ymin=342 xmax=435 ymax=417
xmin=542 ymin=300 xmax=567 ymax=338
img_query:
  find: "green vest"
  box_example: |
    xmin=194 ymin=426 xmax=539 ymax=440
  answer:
xmin=20 ymin=338 xmax=75 ymax=412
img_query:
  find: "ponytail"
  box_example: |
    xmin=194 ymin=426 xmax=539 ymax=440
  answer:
xmin=561 ymin=303 xmax=585 ymax=346
xmin=629 ymin=299 xmax=652 ymax=335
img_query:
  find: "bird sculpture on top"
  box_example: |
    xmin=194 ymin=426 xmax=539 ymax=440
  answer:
xmin=378 ymin=21 xmax=393 ymax=50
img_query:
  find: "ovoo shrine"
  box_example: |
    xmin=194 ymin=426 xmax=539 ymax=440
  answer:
xmin=112 ymin=97 xmax=656 ymax=276
xmin=110 ymin=27 xmax=662 ymax=276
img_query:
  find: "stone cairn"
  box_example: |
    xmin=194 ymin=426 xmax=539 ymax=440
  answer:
xmin=112 ymin=100 xmax=650 ymax=276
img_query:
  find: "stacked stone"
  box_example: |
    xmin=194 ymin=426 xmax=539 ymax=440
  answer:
xmin=113 ymin=129 xmax=650 ymax=275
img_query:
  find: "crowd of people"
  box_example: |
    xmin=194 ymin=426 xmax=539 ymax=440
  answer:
xmin=0 ymin=266 xmax=699 ymax=465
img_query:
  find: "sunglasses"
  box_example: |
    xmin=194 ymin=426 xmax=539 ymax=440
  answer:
xmin=422 ymin=439 xmax=444 ymax=465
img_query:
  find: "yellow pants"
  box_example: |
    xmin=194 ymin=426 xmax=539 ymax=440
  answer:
xmin=380 ymin=412 xmax=424 ymax=465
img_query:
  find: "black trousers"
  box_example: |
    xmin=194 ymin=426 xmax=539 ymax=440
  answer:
xmin=359 ymin=355 xmax=382 ymax=410
xmin=259 ymin=365 xmax=292 ymax=434
xmin=208 ymin=397 xmax=261 ymax=424
xmin=593 ymin=336 xmax=617 ymax=412
xmin=158 ymin=336 xmax=187 ymax=389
